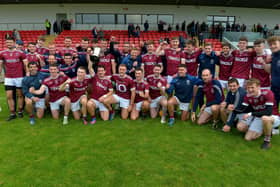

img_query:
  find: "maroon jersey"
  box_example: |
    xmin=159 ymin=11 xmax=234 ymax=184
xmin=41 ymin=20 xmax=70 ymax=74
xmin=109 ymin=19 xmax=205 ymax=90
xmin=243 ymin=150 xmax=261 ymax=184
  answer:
xmin=59 ymin=47 xmax=77 ymax=58
xmin=98 ymin=53 xmax=115 ymax=76
xmin=26 ymin=53 xmax=42 ymax=68
xmin=183 ymin=50 xmax=201 ymax=76
xmin=203 ymin=81 xmax=224 ymax=104
xmin=90 ymin=76 xmax=113 ymax=100
xmin=141 ymin=53 xmax=162 ymax=77
xmin=69 ymin=77 xmax=89 ymax=102
xmin=231 ymin=50 xmax=255 ymax=79
xmin=251 ymin=54 xmax=271 ymax=87
xmin=243 ymin=90 xmax=274 ymax=114
xmin=0 ymin=49 xmax=26 ymax=78
xmin=146 ymin=74 xmax=167 ymax=99
xmin=111 ymin=74 xmax=135 ymax=99
xmin=134 ymin=80 xmax=150 ymax=103
xmin=218 ymin=53 xmax=234 ymax=80
xmin=164 ymin=48 xmax=184 ymax=76
xmin=42 ymin=75 xmax=68 ymax=102
xmin=272 ymin=100 xmax=279 ymax=116
xmin=36 ymin=46 xmax=49 ymax=55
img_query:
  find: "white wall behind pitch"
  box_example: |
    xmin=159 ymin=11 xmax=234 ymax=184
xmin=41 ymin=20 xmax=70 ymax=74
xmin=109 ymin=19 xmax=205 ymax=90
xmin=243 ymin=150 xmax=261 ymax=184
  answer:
xmin=0 ymin=3 xmax=279 ymax=30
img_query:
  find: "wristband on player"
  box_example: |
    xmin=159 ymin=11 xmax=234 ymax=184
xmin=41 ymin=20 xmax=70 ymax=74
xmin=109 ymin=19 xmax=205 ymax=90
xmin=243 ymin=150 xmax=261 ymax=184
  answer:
xmin=103 ymin=95 xmax=107 ymax=98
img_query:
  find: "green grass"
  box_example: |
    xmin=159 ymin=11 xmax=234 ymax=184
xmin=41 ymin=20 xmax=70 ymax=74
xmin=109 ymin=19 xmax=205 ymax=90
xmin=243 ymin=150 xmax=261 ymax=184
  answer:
xmin=0 ymin=85 xmax=280 ymax=187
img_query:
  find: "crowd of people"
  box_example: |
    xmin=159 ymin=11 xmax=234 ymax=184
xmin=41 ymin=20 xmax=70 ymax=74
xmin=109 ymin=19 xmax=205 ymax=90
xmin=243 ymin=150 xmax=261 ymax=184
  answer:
xmin=0 ymin=33 xmax=280 ymax=150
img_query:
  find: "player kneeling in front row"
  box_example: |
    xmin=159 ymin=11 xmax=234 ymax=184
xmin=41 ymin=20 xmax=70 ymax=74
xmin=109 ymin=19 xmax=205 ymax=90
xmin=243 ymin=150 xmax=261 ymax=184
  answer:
xmin=60 ymin=66 xmax=89 ymax=124
xmin=146 ymin=64 xmax=168 ymax=123
xmin=261 ymin=107 xmax=280 ymax=149
xmin=30 ymin=64 xmax=71 ymax=125
xmin=87 ymin=65 xmax=113 ymax=124
xmin=22 ymin=62 xmax=46 ymax=125
xmin=166 ymin=64 xmax=200 ymax=126
xmin=233 ymin=78 xmax=275 ymax=148
xmin=220 ymin=78 xmax=247 ymax=132
xmin=103 ymin=64 xmax=135 ymax=120
xmin=191 ymin=69 xmax=224 ymax=128
xmin=130 ymin=68 xmax=150 ymax=120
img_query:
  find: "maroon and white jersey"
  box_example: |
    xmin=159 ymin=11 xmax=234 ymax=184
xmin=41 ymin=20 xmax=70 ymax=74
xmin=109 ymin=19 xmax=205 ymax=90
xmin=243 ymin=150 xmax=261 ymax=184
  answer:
xmin=218 ymin=53 xmax=234 ymax=80
xmin=43 ymin=75 xmax=68 ymax=102
xmin=26 ymin=53 xmax=42 ymax=68
xmin=111 ymin=74 xmax=135 ymax=99
xmin=146 ymin=74 xmax=167 ymax=99
xmin=243 ymin=90 xmax=274 ymax=114
xmin=98 ymin=53 xmax=115 ymax=76
xmin=183 ymin=50 xmax=202 ymax=76
xmin=141 ymin=53 xmax=162 ymax=77
xmin=90 ymin=76 xmax=113 ymax=100
xmin=69 ymin=77 xmax=89 ymax=102
xmin=251 ymin=54 xmax=271 ymax=88
xmin=59 ymin=47 xmax=77 ymax=58
xmin=164 ymin=48 xmax=184 ymax=76
xmin=134 ymin=80 xmax=150 ymax=103
xmin=0 ymin=49 xmax=26 ymax=78
xmin=231 ymin=50 xmax=255 ymax=79
xmin=36 ymin=46 xmax=49 ymax=55
xmin=272 ymin=100 xmax=279 ymax=116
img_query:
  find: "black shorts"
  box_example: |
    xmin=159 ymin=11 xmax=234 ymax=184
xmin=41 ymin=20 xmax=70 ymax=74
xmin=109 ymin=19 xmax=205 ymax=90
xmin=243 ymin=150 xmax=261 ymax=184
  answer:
xmin=5 ymin=85 xmax=21 ymax=91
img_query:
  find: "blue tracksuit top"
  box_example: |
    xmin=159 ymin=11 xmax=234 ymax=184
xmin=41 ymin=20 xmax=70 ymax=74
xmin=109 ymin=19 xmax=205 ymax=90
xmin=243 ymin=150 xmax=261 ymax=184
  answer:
xmin=271 ymin=51 xmax=280 ymax=88
xmin=167 ymin=74 xmax=201 ymax=103
xmin=22 ymin=72 xmax=45 ymax=99
xmin=197 ymin=51 xmax=219 ymax=78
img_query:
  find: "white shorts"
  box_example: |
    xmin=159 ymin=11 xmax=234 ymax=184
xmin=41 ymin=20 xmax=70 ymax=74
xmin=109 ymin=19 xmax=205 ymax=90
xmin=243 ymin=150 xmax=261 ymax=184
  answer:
xmin=113 ymin=94 xmax=130 ymax=109
xmin=35 ymin=98 xmax=45 ymax=109
xmin=219 ymin=80 xmax=228 ymax=89
xmin=272 ymin=115 xmax=280 ymax=128
xmin=204 ymin=106 xmax=212 ymax=115
xmin=174 ymin=96 xmax=190 ymax=111
xmin=4 ymin=77 xmax=23 ymax=88
xmin=150 ymin=96 xmax=165 ymax=108
xmin=135 ymin=101 xmax=143 ymax=111
xmin=166 ymin=75 xmax=173 ymax=84
xmin=50 ymin=96 xmax=66 ymax=111
xmin=71 ymin=95 xmax=86 ymax=112
xmin=242 ymin=116 xmax=263 ymax=134
xmin=90 ymin=99 xmax=108 ymax=112
xmin=235 ymin=78 xmax=246 ymax=88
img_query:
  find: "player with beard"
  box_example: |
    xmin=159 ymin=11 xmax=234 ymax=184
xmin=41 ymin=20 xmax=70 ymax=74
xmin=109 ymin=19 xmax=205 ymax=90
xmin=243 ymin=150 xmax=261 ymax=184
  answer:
xmin=30 ymin=64 xmax=71 ymax=125
xmin=0 ymin=37 xmax=28 ymax=121
xmin=217 ymin=42 xmax=234 ymax=90
xmin=146 ymin=64 xmax=168 ymax=123
xmin=103 ymin=64 xmax=135 ymax=120
xmin=87 ymin=65 xmax=113 ymax=124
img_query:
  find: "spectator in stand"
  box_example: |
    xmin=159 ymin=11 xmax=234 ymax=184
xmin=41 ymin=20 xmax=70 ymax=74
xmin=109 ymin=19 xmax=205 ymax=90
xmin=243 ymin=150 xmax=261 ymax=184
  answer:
xmin=144 ymin=20 xmax=149 ymax=32
xmin=167 ymin=24 xmax=172 ymax=32
xmin=45 ymin=19 xmax=51 ymax=35
xmin=181 ymin=21 xmax=186 ymax=32
xmin=92 ymin=27 xmax=98 ymax=39
xmin=12 ymin=29 xmax=21 ymax=42
xmin=263 ymin=25 xmax=268 ymax=38
xmin=241 ymin=24 xmax=247 ymax=32
xmin=135 ymin=24 xmax=141 ymax=37
xmin=176 ymin=24 xmax=179 ymax=31
xmin=53 ymin=20 xmax=59 ymax=35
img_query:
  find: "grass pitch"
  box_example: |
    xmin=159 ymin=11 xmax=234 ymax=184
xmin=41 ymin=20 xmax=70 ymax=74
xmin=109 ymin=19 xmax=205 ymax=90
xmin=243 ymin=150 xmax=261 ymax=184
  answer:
xmin=0 ymin=85 xmax=279 ymax=187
